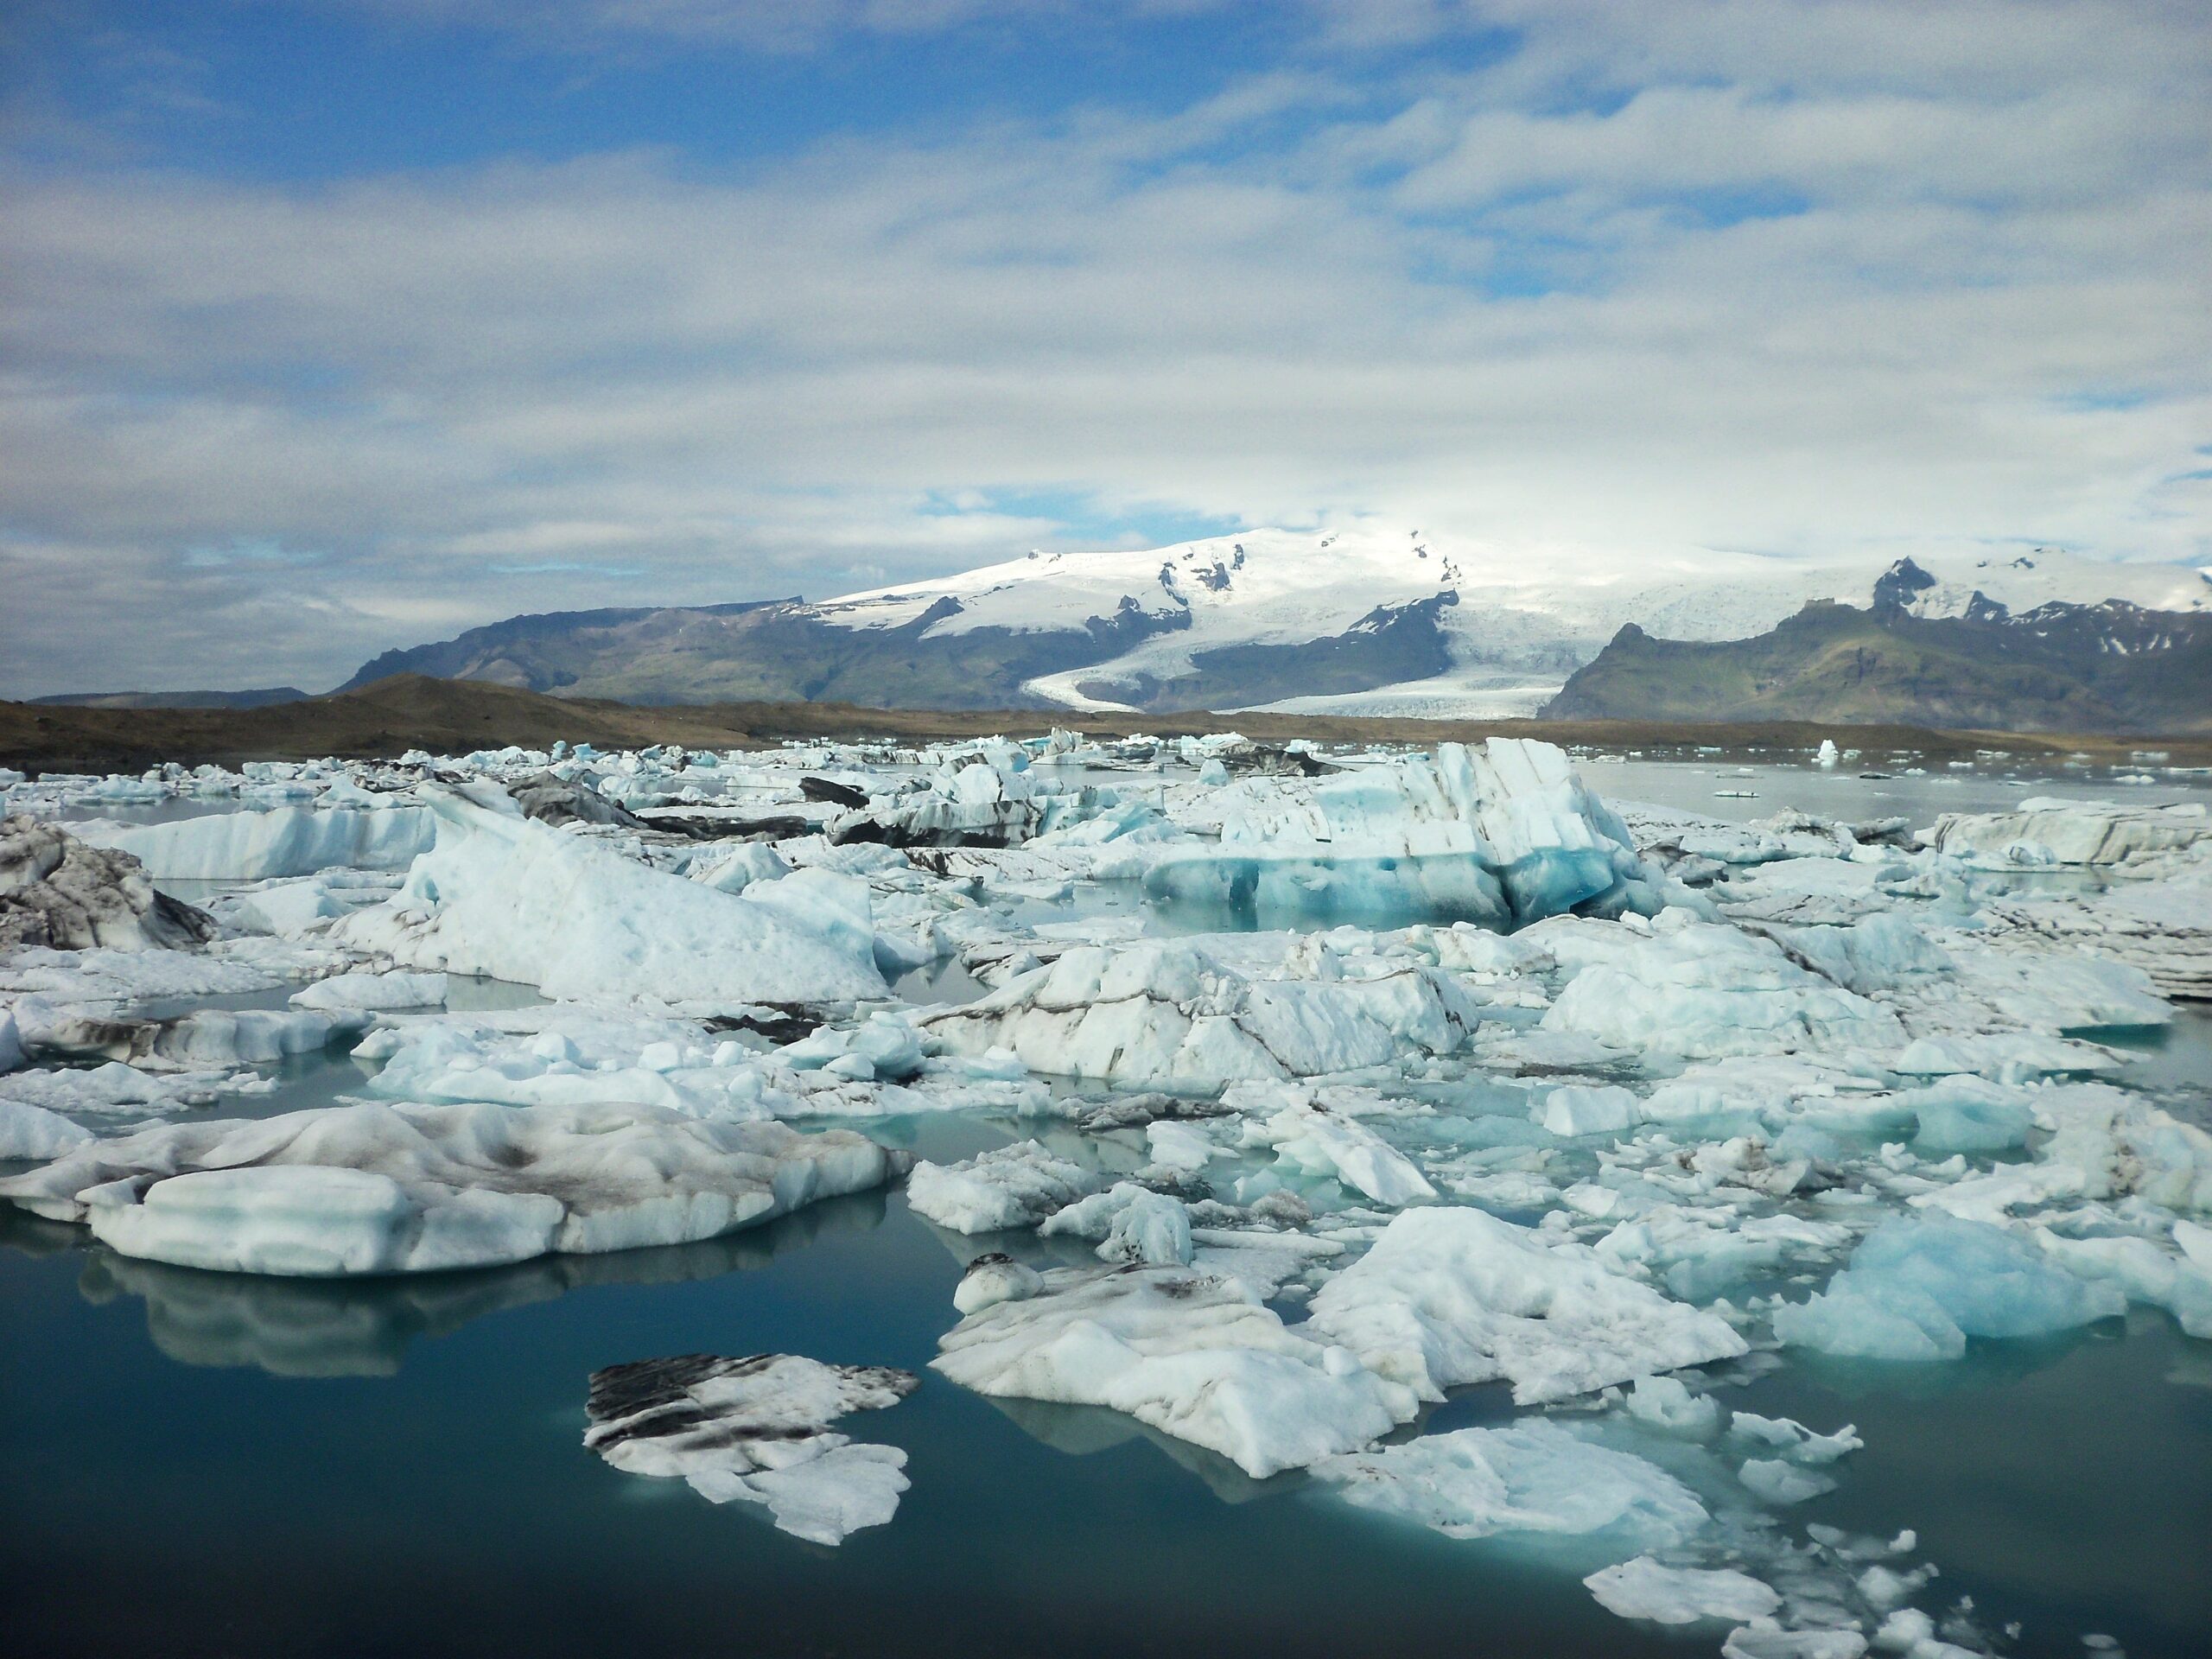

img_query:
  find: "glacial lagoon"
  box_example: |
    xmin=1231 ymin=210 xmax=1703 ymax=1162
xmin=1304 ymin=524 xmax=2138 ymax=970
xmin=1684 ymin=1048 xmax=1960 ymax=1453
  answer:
xmin=3 ymin=741 xmax=2209 ymax=1658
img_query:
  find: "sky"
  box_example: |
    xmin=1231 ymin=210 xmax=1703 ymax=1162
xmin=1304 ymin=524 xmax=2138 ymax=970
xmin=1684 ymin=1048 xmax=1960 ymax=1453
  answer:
xmin=1 ymin=0 xmax=2208 ymax=696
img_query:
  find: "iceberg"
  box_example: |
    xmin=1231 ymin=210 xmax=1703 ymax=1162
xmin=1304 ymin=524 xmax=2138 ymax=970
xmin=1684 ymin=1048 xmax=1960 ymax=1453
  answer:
xmin=1314 ymin=1420 xmax=1709 ymax=1547
xmin=906 ymin=1140 xmax=1102 ymax=1234
xmin=1542 ymin=911 xmax=1906 ymax=1061
xmin=1141 ymin=740 xmax=1659 ymax=930
xmin=1774 ymin=1217 xmax=2125 ymax=1361
xmin=932 ymin=1262 xmax=1414 ymax=1478
xmin=2 ymin=817 xmax=213 ymax=952
xmin=583 ymin=1352 xmax=918 ymax=1544
xmin=917 ymin=940 xmax=1478 ymax=1090
xmin=1304 ymin=1206 xmax=1748 ymax=1405
xmin=1586 ymin=1556 xmax=1782 ymax=1624
xmin=0 ymin=1099 xmax=910 ymax=1274
xmin=82 ymin=804 xmax=437 ymax=880
xmin=333 ymin=789 xmax=887 ymax=1007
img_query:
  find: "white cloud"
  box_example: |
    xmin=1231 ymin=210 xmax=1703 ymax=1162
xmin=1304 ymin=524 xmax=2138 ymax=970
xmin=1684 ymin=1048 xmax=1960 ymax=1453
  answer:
xmin=0 ymin=0 xmax=2207 ymax=694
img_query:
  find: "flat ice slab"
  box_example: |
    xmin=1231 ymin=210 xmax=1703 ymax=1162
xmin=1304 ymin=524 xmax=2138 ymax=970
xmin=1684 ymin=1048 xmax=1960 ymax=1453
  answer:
xmin=584 ymin=1352 xmax=918 ymax=1544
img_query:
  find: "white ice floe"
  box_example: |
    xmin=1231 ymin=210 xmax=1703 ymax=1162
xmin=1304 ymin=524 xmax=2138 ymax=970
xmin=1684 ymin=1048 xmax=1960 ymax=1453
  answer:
xmin=0 ymin=1097 xmax=94 ymax=1159
xmin=0 ymin=1100 xmax=909 ymax=1274
xmin=1038 ymin=1182 xmax=1194 ymax=1266
xmin=583 ymin=1352 xmax=918 ymax=1544
xmin=1586 ymin=1556 xmax=1782 ymax=1624
xmin=332 ymin=788 xmax=887 ymax=1008
xmin=290 ymin=969 xmax=448 ymax=1011
xmin=906 ymin=1140 xmax=1102 ymax=1234
xmin=1303 ymin=1206 xmax=1747 ymax=1405
xmin=1234 ymin=1082 xmax=1438 ymax=1205
xmin=1314 ymin=1420 xmax=1709 ymax=1547
xmin=932 ymin=1262 xmax=1414 ymax=1478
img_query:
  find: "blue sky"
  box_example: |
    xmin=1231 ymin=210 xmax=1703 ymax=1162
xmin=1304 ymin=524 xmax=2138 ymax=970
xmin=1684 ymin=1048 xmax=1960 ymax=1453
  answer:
xmin=2 ymin=0 xmax=2207 ymax=694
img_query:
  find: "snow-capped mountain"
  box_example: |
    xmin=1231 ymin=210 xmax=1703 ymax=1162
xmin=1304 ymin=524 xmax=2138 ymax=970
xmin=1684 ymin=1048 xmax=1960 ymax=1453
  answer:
xmin=825 ymin=526 xmax=2210 ymax=716
xmin=337 ymin=524 xmax=2212 ymax=723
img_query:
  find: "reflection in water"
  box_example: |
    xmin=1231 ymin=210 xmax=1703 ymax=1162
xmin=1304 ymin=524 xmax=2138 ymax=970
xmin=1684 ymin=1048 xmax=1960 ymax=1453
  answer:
xmin=50 ymin=1188 xmax=892 ymax=1378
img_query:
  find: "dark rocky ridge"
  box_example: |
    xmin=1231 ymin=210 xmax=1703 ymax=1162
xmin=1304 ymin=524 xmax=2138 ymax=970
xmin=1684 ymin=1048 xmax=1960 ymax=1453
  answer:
xmin=1544 ymin=588 xmax=2212 ymax=734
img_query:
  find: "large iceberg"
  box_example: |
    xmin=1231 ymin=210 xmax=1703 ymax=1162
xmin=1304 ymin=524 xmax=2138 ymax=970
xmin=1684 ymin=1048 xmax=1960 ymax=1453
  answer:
xmin=333 ymin=789 xmax=886 ymax=1007
xmin=1542 ymin=910 xmax=1907 ymax=1060
xmin=917 ymin=940 xmax=1478 ymax=1090
xmin=81 ymin=804 xmax=437 ymax=880
xmin=1141 ymin=740 xmax=1661 ymax=930
xmin=0 ymin=1099 xmax=909 ymax=1274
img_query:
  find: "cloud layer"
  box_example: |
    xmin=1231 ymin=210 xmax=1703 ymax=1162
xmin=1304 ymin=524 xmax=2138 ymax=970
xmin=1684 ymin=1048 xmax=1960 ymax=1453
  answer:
xmin=2 ymin=0 xmax=2207 ymax=695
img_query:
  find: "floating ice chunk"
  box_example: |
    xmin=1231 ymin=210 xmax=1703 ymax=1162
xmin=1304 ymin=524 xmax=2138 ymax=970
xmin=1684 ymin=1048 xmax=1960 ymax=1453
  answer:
xmin=1315 ymin=1421 xmax=1709 ymax=1547
xmin=583 ymin=1352 xmax=917 ymax=1544
xmin=933 ymin=1263 xmax=1413 ymax=1478
xmin=1774 ymin=1216 xmax=2125 ymax=1361
xmin=334 ymin=789 xmax=886 ymax=1007
xmin=1919 ymin=799 xmax=2209 ymax=867
xmin=1586 ymin=1555 xmax=1782 ymax=1624
xmin=0 ymin=1098 xmax=94 ymax=1160
xmin=1537 ymin=1084 xmax=1642 ymax=1138
xmin=1543 ymin=913 xmax=1905 ymax=1061
xmin=81 ymin=804 xmax=436 ymax=880
xmin=0 ymin=1009 xmax=21 ymax=1074
xmin=2034 ymin=1230 xmax=2212 ymax=1338
xmin=1144 ymin=1118 xmax=1218 ymax=1176
xmin=1738 ymin=1458 xmax=1840 ymax=1504
xmin=291 ymin=970 xmax=448 ymax=1012
xmin=1891 ymin=1033 xmax=2118 ymax=1084
xmin=906 ymin=1140 xmax=1101 ymax=1234
xmin=1242 ymin=1087 xmax=1437 ymax=1206
xmin=0 ymin=1100 xmax=908 ymax=1274
xmin=918 ymin=941 xmax=1477 ymax=1090
xmin=2 ymin=817 xmax=213 ymax=951
xmin=1304 ymin=1207 xmax=1747 ymax=1406
xmin=1623 ymin=1374 xmax=1722 ymax=1438
xmin=1728 ymin=1412 xmax=1862 ymax=1465
xmin=1900 ymin=1077 xmax=2034 ymax=1154
xmin=1723 ymin=1625 xmax=1870 ymax=1659
xmin=953 ymin=1252 xmax=1045 ymax=1314
xmin=146 ymin=1007 xmax=364 ymax=1070
xmin=1040 ymin=1182 xmax=1193 ymax=1265
xmin=691 ymin=841 xmax=791 ymax=895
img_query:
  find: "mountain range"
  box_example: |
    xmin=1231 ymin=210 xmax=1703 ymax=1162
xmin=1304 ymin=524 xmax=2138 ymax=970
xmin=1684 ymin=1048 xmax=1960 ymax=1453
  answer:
xmin=39 ymin=525 xmax=2212 ymax=733
xmin=326 ymin=527 xmax=2208 ymax=732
